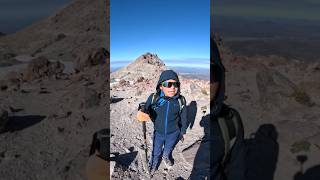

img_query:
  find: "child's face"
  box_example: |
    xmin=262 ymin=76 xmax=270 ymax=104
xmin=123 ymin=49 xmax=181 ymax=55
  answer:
xmin=160 ymin=79 xmax=179 ymax=97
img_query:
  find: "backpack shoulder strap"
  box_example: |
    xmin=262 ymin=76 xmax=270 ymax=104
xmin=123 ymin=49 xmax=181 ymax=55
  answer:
xmin=218 ymin=117 xmax=231 ymax=165
xmin=218 ymin=106 xmax=243 ymax=166
xmin=229 ymin=108 xmax=241 ymax=138
xmin=151 ymin=92 xmax=159 ymax=105
xmin=178 ymin=95 xmax=186 ymax=112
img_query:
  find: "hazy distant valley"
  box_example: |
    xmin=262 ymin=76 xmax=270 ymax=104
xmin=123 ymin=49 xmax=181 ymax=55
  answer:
xmin=214 ymin=15 xmax=320 ymax=62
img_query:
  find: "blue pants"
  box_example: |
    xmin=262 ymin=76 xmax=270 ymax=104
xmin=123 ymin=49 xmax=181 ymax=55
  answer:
xmin=149 ymin=130 xmax=181 ymax=170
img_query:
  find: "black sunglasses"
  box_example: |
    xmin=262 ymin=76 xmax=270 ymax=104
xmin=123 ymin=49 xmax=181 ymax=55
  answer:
xmin=161 ymin=81 xmax=180 ymax=88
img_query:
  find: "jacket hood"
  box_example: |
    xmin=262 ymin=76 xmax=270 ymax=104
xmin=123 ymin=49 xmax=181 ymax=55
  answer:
xmin=156 ymin=70 xmax=180 ymax=94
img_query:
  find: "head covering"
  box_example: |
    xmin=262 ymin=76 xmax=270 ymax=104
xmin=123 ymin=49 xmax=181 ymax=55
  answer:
xmin=211 ymin=38 xmax=225 ymax=117
xmin=156 ymin=70 xmax=180 ymax=92
xmin=152 ymin=70 xmax=180 ymax=108
xmin=211 ymin=37 xmax=225 ymax=71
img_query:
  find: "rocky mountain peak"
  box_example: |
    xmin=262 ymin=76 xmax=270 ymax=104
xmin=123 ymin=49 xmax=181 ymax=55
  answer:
xmin=111 ymin=53 xmax=167 ymax=83
xmin=127 ymin=52 xmax=164 ymax=68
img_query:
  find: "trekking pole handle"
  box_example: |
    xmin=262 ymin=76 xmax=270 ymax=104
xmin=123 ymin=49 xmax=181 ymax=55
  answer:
xmin=138 ymin=102 xmax=146 ymax=113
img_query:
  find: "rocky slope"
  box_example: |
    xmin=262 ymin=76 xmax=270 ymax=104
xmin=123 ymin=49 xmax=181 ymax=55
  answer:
xmin=0 ymin=0 xmax=108 ymax=63
xmin=0 ymin=0 xmax=109 ymax=179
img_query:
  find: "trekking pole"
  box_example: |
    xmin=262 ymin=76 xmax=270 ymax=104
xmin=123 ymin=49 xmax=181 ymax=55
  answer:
xmin=138 ymin=102 xmax=149 ymax=171
xmin=142 ymin=121 xmax=148 ymax=165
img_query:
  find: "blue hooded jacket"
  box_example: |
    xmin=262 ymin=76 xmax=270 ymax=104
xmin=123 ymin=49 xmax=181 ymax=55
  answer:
xmin=145 ymin=70 xmax=188 ymax=135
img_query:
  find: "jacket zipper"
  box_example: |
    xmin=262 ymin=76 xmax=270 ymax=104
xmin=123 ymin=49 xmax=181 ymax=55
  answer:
xmin=165 ymin=101 xmax=170 ymax=135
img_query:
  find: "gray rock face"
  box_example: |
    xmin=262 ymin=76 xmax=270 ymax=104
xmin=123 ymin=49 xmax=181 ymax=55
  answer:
xmin=24 ymin=56 xmax=65 ymax=81
xmin=83 ymin=88 xmax=100 ymax=109
xmin=0 ymin=71 xmax=22 ymax=91
xmin=276 ymin=120 xmax=320 ymax=144
xmin=256 ymin=66 xmax=303 ymax=109
xmin=0 ymin=52 xmax=21 ymax=67
xmin=1 ymin=52 xmax=15 ymax=60
xmin=0 ymin=0 xmax=109 ymax=180
xmin=5 ymin=71 xmax=21 ymax=84
xmin=0 ymin=108 xmax=8 ymax=132
xmin=74 ymin=47 xmax=108 ymax=72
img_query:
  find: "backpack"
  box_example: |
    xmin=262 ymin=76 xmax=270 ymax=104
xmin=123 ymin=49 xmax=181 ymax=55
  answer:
xmin=150 ymin=92 xmax=186 ymax=113
xmin=217 ymin=104 xmax=244 ymax=166
xmin=89 ymin=129 xmax=109 ymax=161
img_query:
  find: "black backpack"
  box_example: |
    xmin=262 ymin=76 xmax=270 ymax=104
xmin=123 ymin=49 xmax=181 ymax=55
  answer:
xmin=217 ymin=104 xmax=244 ymax=166
xmin=89 ymin=129 xmax=109 ymax=161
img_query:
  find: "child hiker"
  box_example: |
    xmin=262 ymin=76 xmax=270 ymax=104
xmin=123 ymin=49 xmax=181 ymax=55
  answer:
xmin=137 ymin=70 xmax=188 ymax=174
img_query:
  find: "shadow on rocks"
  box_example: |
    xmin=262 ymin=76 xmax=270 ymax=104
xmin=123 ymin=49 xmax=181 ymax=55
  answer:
xmin=110 ymin=97 xmax=124 ymax=104
xmin=2 ymin=115 xmax=46 ymax=133
xmin=175 ymin=177 xmax=185 ymax=180
xmin=186 ymin=101 xmax=197 ymax=130
xmin=189 ymin=120 xmax=279 ymax=180
xmin=245 ymin=124 xmax=279 ymax=180
xmin=294 ymin=164 xmax=320 ymax=180
xmin=188 ymin=114 xmax=211 ymax=179
xmin=111 ymin=148 xmax=138 ymax=171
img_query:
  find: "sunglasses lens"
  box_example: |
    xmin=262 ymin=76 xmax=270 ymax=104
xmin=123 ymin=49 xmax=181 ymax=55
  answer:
xmin=170 ymin=82 xmax=179 ymax=87
xmin=162 ymin=82 xmax=169 ymax=87
xmin=162 ymin=82 xmax=179 ymax=88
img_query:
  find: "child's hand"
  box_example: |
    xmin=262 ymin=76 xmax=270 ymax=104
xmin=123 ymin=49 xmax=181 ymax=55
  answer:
xmin=136 ymin=110 xmax=151 ymax=122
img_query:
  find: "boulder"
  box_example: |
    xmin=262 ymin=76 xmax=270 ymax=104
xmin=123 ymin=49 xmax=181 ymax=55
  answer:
xmin=4 ymin=71 xmax=22 ymax=90
xmin=83 ymin=88 xmax=100 ymax=109
xmin=24 ymin=56 xmax=65 ymax=81
xmin=74 ymin=48 xmax=109 ymax=72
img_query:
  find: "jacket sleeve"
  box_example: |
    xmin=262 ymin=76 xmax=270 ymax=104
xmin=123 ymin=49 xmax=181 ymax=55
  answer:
xmin=180 ymin=104 xmax=188 ymax=134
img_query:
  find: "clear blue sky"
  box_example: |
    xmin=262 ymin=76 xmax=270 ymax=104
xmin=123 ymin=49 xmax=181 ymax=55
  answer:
xmin=110 ymin=0 xmax=210 ymax=62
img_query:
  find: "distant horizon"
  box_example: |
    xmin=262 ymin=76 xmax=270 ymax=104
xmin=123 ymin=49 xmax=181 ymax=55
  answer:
xmin=214 ymin=0 xmax=320 ymax=21
xmin=0 ymin=0 xmax=73 ymax=33
xmin=110 ymin=57 xmax=209 ymax=71
xmin=214 ymin=14 xmax=320 ymax=62
xmin=111 ymin=64 xmax=210 ymax=81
